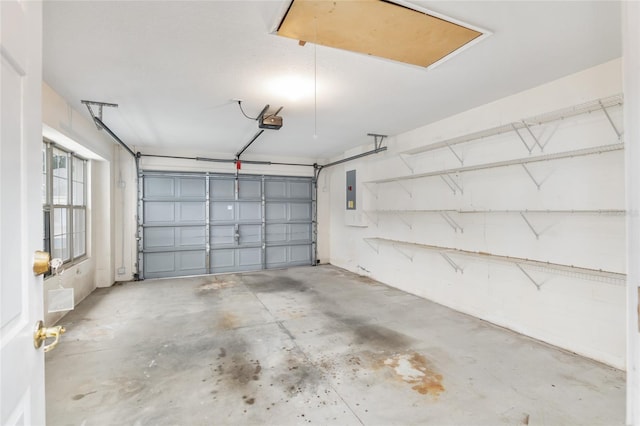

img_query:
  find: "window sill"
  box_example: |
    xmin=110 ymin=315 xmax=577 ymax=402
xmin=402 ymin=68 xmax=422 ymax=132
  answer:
xmin=43 ymin=256 xmax=90 ymax=282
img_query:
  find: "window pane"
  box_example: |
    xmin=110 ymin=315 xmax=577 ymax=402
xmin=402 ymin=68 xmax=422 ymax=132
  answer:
xmin=54 ymin=207 xmax=67 ymax=235
xmin=53 ymin=208 xmax=70 ymax=261
xmin=52 ymin=149 xmax=69 ymax=204
xmin=42 ymin=145 xmax=48 ymax=204
xmin=73 ymin=209 xmax=86 ymax=257
xmin=53 ymin=235 xmax=69 ymax=261
xmin=73 ymin=181 xmax=84 ymax=206
xmin=43 ymin=210 xmax=51 ymax=253
xmin=72 ymin=157 xmax=85 ymax=206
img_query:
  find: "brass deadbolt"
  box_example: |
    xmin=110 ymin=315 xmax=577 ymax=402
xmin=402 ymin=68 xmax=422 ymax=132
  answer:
xmin=33 ymin=251 xmax=51 ymax=276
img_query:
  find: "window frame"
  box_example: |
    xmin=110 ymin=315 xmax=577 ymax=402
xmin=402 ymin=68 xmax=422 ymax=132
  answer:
xmin=43 ymin=140 xmax=88 ymax=266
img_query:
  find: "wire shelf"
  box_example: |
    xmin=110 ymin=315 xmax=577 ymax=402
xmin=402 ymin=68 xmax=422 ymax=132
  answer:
xmin=402 ymin=94 xmax=623 ymax=156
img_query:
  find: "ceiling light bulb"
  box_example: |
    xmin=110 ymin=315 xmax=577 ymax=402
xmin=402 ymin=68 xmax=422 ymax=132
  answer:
xmin=268 ymin=75 xmax=314 ymax=102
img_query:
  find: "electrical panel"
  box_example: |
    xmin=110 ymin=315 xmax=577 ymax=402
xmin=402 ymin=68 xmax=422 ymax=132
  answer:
xmin=346 ymin=169 xmax=356 ymax=210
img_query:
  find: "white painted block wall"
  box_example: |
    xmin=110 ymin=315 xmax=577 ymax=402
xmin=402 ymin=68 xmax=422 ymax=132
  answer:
xmin=323 ymin=59 xmax=626 ymax=369
xmin=623 ymin=2 xmax=640 ymax=423
xmin=42 ymin=83 xmax=116 ymax=325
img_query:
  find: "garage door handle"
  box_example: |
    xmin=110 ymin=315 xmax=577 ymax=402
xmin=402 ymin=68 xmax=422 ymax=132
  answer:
xmin=234 ymin=233 xmax=240 ymax=243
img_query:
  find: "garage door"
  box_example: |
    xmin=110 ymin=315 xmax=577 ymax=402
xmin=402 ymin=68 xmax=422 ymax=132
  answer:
xmin=138 ymin=171 xmax=314 ymax=279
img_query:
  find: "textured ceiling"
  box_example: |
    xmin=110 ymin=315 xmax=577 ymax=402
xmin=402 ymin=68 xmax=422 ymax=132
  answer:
xmin=43 ymin=1 xmax=621 ymax=162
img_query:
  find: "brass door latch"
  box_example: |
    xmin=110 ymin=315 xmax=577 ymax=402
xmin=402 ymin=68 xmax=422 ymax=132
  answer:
xmin=33 ymin=320 xmax=66 ymax=352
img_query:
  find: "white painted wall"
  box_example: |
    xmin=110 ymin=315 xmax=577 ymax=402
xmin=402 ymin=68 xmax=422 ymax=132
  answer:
xmin=325 ymin=59 xmax=626 ymax=369
xmin=112 ymin=146 xmax=137 ymax=282
xmin=624 ymin=1 xmax=640 ymax=423
xmin=42 ymin=83 xmax=115 ymax=325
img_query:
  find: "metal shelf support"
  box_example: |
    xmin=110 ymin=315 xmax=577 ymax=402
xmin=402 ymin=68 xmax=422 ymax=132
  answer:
xmin=394 ymin=212 xmax=412 ymax=230
xmin=362 ymin=211 xmax=378 ymax=227
xmin=398 ymin=154 xmax=414 ymax=173
xmin=521 ymin=164 xmax=542 ymax=190
xmin=392 ymin=244 xmax=414 ymax=262
xmin=516 ymin=264 xmax=543 ymax=290
xmin=440 ymin=252 xmax=463 ymax=274
xmin=364 ymin=238 xmax=379 ymax=254
xmin=363 ymin=182 xmax=378 ymax=200
xmin=522 ymin=121 xmax=546 ymax=151
xmin=439 ymin=211 xmax=463 ymax=233
xmin=520 ymin=212 xmax=541 ymax=239
xmin=599 ymin=100 xmax=623 ymax=140
xmin=512 ymin=123 xmax=534 ymax=153
xmin=397 ymin=181 xmax=413 ymax=198
xmin=440 ymin=174 xmax=463 ymax=195
xmin=446 ymin=143 xmax=464 ymax=165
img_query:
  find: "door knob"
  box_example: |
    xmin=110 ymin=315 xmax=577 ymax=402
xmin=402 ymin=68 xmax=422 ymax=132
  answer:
xmin=33 ymin=320 xmax=66 ymax=352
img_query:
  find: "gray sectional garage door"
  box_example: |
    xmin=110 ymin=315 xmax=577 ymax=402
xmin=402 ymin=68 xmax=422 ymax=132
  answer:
xmin=139 ymin=172 xmax=314 ymax=279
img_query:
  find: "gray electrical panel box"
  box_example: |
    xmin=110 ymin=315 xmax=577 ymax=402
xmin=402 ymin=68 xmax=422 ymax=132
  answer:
xmin=346 ymin=170 xmax=356 ymax=210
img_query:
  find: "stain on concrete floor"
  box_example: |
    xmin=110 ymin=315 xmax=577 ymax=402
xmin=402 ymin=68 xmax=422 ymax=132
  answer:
xmin=381 ymin=352 xmax=445 ymax=397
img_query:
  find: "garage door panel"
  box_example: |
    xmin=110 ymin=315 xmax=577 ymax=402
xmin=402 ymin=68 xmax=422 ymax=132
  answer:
xmin=290 ymin=203 xmax=312 ymax=221
xmin=266 ymin=224 xmax=287 ymax=243
xmin=290 ymin=245 xmax=312 ymax=263
xmin=238 ymin=247 xmax=262 ymax=269
xmin=179 ymin=177 xmax=206 ymax=197
xmin=142 ymin=172 xmax=313 ymax=279
xmin=144 ymin=227 xmax=175 ymax=249
xmin=211 ymin=202 xmax=235 ymax=222
xmin=210 ymin=179 xmax=234 ymax=199
xmin=210 ymin=249 xmax=235 ymax=269
xmin=144 ymin=250 xmax=207 ymax=278
xmin=266 ymin=203 xmax=287 ymax=221
xmin=210 ymin=224 xmax=261 ymax=247
xmin=266 ymin=224 xmax=311 ymax=244
xmin=145 ymin=177 xmax=175 ymax=198
xmin=240 ymin=224 xmax=262 ymax=244
xmin=145 ymin=202 xmax=175 ymax=223
xmin=178 ymin=226 xmax=207 ymax=247
xmin=239 ymin=202 xmax=261 ymax=222
xmin=144 ymin=226 xmax=206 ymax=250
xmin=211 ymin=225 xmax=235 ymax=246
xmin=265 ymin=180 xmax=287 ymax=198
xmin=210 ymin=248 xmax=261 ymax=273
xmin=289 ymin=181 xmax=312 ymax=198
xmin=145 ymin=252 xmax=176 ymax=274
xmin=179 ymin=250 xmax=207 ymax=271
xmin=290 ymin=223 xmax=312 ymax=242
xmin=266 ymin=246 xmax=287 ymax=266
xmin=239 ymin=179 xmax=261 ymax=199
xmin=266 ymin=245 xmax=311 ymax=268
xmin=179 ymin=202 xmax=206 ymax=222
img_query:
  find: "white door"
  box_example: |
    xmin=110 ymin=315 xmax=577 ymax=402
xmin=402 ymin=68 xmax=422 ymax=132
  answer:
xmin=1 ymin=1 xmax=46 ymax=425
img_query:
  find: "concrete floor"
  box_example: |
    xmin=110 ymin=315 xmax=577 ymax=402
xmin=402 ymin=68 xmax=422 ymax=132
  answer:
xmin=46 ymin=265 xmax=625 ymax=425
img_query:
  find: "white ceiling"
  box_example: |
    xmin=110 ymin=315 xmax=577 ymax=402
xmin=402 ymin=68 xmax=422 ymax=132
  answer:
xmin=43 ymin=1 xmax=621 ymax=162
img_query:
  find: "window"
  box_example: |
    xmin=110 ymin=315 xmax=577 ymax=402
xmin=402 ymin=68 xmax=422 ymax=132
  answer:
xmin=42 ymin=142 xmax=87 ymax=264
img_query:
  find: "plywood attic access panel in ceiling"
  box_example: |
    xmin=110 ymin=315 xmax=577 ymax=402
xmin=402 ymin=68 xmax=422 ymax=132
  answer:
xmin=276 ymin=0 xmax=484 ymax=68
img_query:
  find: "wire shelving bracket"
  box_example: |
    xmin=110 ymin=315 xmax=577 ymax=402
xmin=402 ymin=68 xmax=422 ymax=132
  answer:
xmin=439 ymin=211 xmax=463 ymax=233
xmin=440 ymin=252 xmax=463 ymax=274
